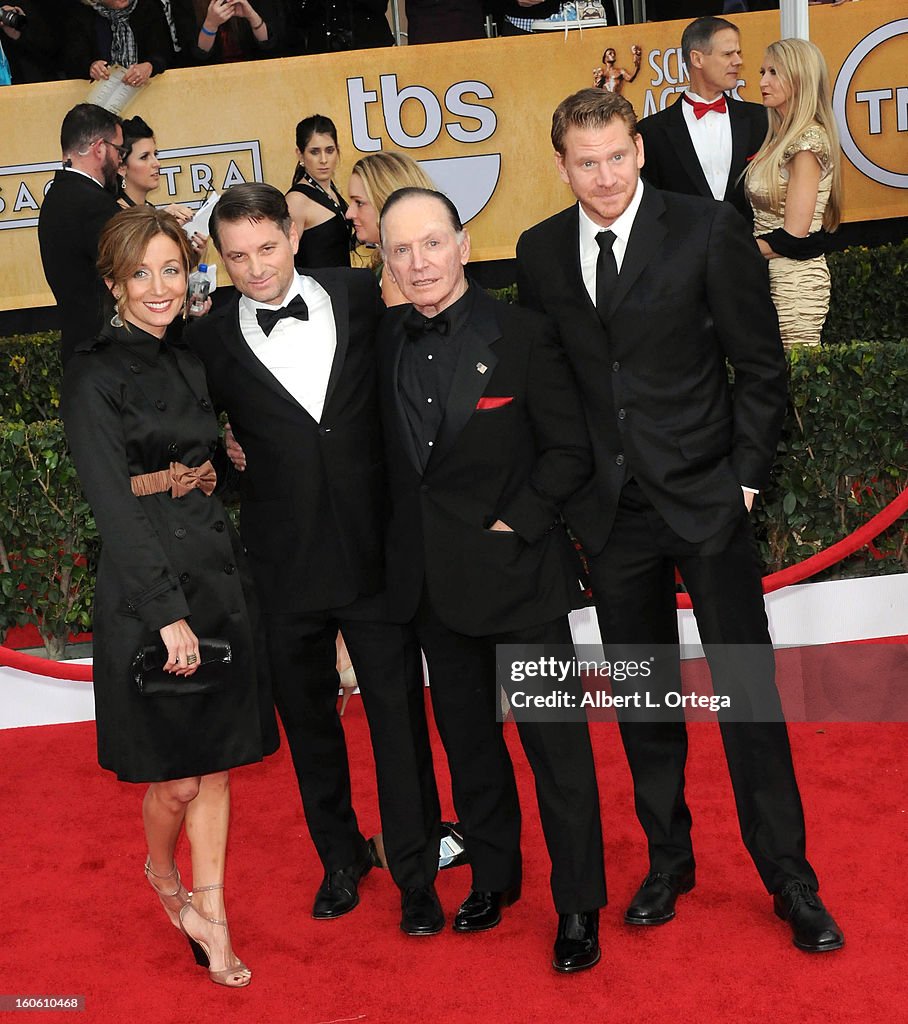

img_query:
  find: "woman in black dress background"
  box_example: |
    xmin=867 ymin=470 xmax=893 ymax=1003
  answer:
xmin=285 ymin=114 xmax=354 ymax=269
xmin=62 ymin=207 xmax=278 ymax=988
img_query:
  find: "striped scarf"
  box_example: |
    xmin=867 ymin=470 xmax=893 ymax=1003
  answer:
xmin=90 ymin=0 xmax=140 ymax=68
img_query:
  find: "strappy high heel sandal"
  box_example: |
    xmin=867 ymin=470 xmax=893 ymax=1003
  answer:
xmin=145 ymin=857 xmax=191 ymax=931
xmin=339 ymin=666 xmax=358 ymax=716
xmin=179 ymin=884 xmax=251 ymax=988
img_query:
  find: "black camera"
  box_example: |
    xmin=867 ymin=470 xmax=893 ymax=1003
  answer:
xmin=0 ymin=7 xmax=27 ymax=31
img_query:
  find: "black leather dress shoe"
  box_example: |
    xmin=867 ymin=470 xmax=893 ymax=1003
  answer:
xmin=311 ymin=841 xmax=375 ymax=920
xmin=452 ymin=885 xmax=521 ymax=932
xmin=552 ymin=910 xmax=600 ymax=973
xmin=400 ymin=885 xmax=445 ymax=936
xmin=773 ymin=879 xmax=844 ymax=952
xmin=624 ymin=870 xmax=695 ymax=925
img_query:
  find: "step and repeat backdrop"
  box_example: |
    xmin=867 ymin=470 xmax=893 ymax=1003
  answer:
xmin=0 ymin=1 xmax=905 ymax=312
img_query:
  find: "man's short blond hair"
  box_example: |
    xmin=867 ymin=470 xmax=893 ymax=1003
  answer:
xmin=551 ymin=89 xmax=638 ymax=155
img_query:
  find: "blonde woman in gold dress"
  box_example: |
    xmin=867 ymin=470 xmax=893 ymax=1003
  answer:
xmin=745 ymin=38 xmax=842 ymax=347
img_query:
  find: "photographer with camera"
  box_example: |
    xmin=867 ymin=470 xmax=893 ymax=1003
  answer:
xmin=1 ymin=2 xmax=57 ymax=84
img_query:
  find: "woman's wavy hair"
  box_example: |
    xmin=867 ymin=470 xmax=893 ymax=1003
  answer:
xmin=97 ymin=206 xmax=193 ymax=325
xmin=745 ymin=38 xmax=842 ymax=231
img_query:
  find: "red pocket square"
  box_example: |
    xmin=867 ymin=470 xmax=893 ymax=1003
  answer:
xmin=476 ymin=396 xmax=513 ymax=410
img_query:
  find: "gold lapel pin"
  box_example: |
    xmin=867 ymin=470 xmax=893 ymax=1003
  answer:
xmin=476 ymin=362 xmax=488 ymax=374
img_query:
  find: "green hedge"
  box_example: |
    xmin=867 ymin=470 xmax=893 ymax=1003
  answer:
xmin=0 ymin=331 xmax=63 ymax=422
xmin=751 ymin=341 xmax=907 ymax=579
xmin=823 ymin=239 xmax=907 ymax=345
xmin=0 ymin=419 xmax=98 ymax=658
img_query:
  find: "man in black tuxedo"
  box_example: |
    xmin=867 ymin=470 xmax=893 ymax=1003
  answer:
xmin=190 ymin=183 xmax=438 ymax=924
xmin=516 ymin=89 xmax=843 ymax=953
xmin=374 ymin=187 xmax=606 ymax=971
xmin=637 ymin=16 xmax=767 ymax=223
xmin=38 ymin=103 xmax=123 ymax=365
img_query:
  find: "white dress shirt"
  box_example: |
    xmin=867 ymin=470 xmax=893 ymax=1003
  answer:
xmin=578 ymin=177 xmax=645 ymax=306
xmin=681 ymin=90 xmax=733 ymax=202
xmin=239 ymin=272 xmax=337 ymax=423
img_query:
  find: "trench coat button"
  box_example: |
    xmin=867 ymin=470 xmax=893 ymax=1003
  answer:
xmin=174 ymin=528 xmax=187 ymax=539
xmin=223 ymin=563 xmax=236 ymax=575
xmin=168 ymin=442 xmax=179 ymax=455
xmin=155 ymin=400 xmax=167 ymax=411
xmin=179 ymin=572 xmax=190 ymax=584
xmin=212 ymin=520 xmax=225 ymax=532
xmin=615 ymin=454 xmax=625 ymax=466
xmin=199 ymin=398 xmax=211 ymax=410
xmin=129 ymin=363 xmax=141 ymax=374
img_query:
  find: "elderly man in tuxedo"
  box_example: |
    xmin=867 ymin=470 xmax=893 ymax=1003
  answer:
xmin=374 ymin=186 xmax=606 ymax=971
xmin=516 ymin=89 xmax=843 ymax=953
xmin=190 ymin=183 xmax=445 ymax=926
xmin=637 ymin=16 xmax=767 ymax=223
xmin=38 ymin=103 xmax=123 ymax=365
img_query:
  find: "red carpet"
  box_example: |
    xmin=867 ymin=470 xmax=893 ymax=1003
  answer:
xmin=0 ymin=695 xmax=903 ymax=1024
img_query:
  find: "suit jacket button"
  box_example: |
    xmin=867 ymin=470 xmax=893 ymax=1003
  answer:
xmin=174 ymin=527 xmax=187 ymax=539
xmin=155 ymin=399 xmax=167 ymax=411
xmin=617 ymin=408 xmax=626 ymax=420
xmin=179 ymin=572 xmax=190 ymax=584
xmin=420 ymin=484 xmax=430 ymax=493
xmin=199 ymin=398 xmax=212 ymax=410
xmin=612 ymin=361 xmax=620 ymax=372
xmin=615 ymin=454 xmax=625 ymax=466
xmin=168 ymin=443 xmax=179 ymax=456
xmin=212 ymin=520 xmax=225 ymax=532
xmin=224 ymin=563 xmax=236 ymax=575
xmin=129 ymin=363 xmax=141 ymax=374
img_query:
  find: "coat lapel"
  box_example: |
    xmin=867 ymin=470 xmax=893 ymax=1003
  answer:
xmin=663 ymin=97 xmax=712 ymax=200
xmin=725 ymin=96 xmax=754 ymax=201
xmin=609 ymin=184 xmax=667 ymax=315
xmin=315 ymin=272 xmax=350 ymax=415
xmin=385 ymin=312 xmax=425 ymax=475
xmin=428 ymin=290 xmax=499 ymax=468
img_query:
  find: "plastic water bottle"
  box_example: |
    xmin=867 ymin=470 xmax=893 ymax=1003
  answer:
xmin=188 ymin=264 xmax=212 ymax=313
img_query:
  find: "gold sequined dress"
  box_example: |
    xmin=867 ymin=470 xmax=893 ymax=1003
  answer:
xmin=746 ymin=124 xmax=833 ymax=346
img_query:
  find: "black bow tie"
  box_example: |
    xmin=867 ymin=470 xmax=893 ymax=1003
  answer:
xmin=256 ymin=294 xmax=309 ymax=336
xmin=404 ymin=307 xmax=450 ymax=340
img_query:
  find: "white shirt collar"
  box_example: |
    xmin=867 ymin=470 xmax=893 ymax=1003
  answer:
xmin=64 ymin=165 xmax=106 ymax=188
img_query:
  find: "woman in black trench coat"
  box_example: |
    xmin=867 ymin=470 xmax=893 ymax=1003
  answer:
xmin=62 ymin=206 xmax=278 ymax=988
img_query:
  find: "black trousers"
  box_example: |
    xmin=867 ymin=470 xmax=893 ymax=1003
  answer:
xmin=414 ymin=594 xmax=607 ymax=913
xmin=588 ymin=480 xmax=818 ymax=894
xmin=264 ymin=610 xmax=439 ymax=889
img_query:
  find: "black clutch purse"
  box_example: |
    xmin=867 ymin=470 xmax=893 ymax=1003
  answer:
xmin=132 ymin=638 xmax=232 ymax=697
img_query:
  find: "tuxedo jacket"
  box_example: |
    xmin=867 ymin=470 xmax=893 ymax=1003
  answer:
xmin=637 ymin=93 xmax=767 ymax=223
xmin=188 ymin=268 xmax=386 ymax=615
xmin=516 ymin=185 xmax=787 ymax=555
xmin=37 ymin=169 xmax=121 ymax=366
xmin=377 ymin=286 xmax=591 ymax=636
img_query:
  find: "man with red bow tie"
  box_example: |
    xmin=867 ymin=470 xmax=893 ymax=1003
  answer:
xmin=637 ymin=16 xmax=767 ymax=223
xmin=372 ymin=186 xmax=606 ymax=972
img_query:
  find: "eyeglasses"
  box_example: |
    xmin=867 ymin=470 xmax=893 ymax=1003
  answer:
xmin=99 ymin=138 xmax=130 ymax=161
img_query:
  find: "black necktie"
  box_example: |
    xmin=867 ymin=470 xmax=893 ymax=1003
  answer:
xmin=403 ymin=307 xmax=450 ymax=340
xmin=256 ymin=294 xmax=309 ymax=336
xmin=595 ymin=230 xmax=618 ymax=319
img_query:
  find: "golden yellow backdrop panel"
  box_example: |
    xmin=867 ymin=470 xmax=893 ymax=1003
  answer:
xmin=0 ymin=1 xmax=905 ymax=311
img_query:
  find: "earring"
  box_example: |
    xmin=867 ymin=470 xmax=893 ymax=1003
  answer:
xmin=110 ymin=294 xmax=124 ymax=328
